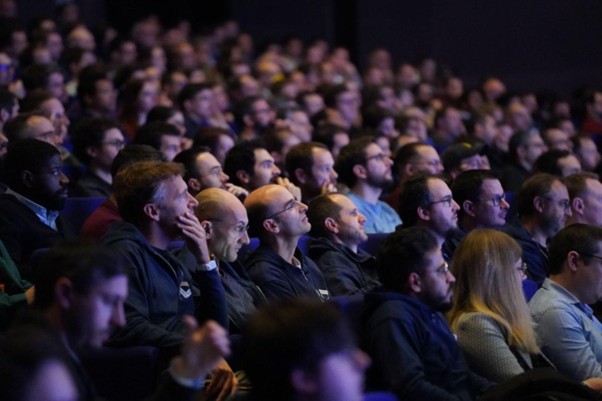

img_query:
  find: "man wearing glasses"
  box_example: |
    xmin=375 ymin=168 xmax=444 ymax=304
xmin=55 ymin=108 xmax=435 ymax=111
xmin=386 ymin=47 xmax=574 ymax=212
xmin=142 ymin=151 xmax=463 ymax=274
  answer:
xmin=530 ymin=224 xmax=602 ymax=382
xmin=194 ymin=188 xmax=266 ymax=334
xmin=443 ymin=170 xmax=509 ymax=258
xmin=503 ymin=173 xmax=572 ymax=286
xmin=335 ymin=136 xmax=401 ymax=234
xmin=244 ymin=184 xmax=329 ymax=302
xmin=363 ymin=227 xmax=493 ymax=401
xmin=397 ymin=174 xmax=460 ymax=257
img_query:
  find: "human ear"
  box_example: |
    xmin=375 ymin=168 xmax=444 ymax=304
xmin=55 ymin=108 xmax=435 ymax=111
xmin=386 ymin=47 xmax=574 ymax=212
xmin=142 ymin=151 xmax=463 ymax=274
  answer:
xmin=143 ymin=203 xmax=161 ymax=222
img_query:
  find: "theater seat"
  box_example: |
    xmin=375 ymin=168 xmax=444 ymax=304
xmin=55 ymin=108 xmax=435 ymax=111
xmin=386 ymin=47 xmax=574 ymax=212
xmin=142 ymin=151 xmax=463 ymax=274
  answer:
xmin=359 ymin=233 xmax=389 ymax=256
xmin=61 ymin=197 xmax=105 ymax=235
xmin=364 ymin=392 xmax=398 ymax=401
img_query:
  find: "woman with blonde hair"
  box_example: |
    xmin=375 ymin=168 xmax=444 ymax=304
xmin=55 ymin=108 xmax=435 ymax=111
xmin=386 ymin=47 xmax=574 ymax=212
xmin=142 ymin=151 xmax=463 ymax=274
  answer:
xmin=448 ymin=228 xmax=540 ymax=382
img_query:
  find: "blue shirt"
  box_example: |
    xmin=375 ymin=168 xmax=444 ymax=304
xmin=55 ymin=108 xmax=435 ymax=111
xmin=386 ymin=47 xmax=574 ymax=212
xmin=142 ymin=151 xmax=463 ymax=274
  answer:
xmin=347 ymin=193 xmax=401 ymax=234
xmin=4 ymin=188 xmax=59 ymax=231
xmin=529 ymin=278 xmax=602 ymax=380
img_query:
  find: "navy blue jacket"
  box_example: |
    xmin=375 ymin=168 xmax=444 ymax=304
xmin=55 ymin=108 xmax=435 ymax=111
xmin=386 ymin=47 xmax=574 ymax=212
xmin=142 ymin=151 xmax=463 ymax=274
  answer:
xmin=503 ymin=223 xmax=548 ymax=286
xmin=308 ymin=237 xmax=380 ymax=296
xmin=362 ymin=288 xmax=493 ymax=401
xmin=102 ymin=221 xmax=227 ymax=353
xmin=245 ymin=243 xmax=329 ymax=302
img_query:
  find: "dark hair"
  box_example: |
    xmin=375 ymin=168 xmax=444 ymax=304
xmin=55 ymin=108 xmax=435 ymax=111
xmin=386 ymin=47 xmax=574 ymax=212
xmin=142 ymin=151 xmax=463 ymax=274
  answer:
xmin=72 ymin=117 xmax=121 ymax=165
xmin=223 ymin=140 xmax=264 ymax=186
xmin=548 ymin=224 xmax=602 ymax=275
xmin=34 ymin=239 xmax=127 ymax=308
xmin=146 ymin=105 xmax=179 ymax=122
xmin=177 ymin=82 xmax=214 ymax=110
xmin=307 ymin=193 xmax=343 ymax=238
xmin=134 ymin=121 xmax=180 ymax=150
xmin=20 ymin=63 xmax=62 ymax=92
xmin=397 ymin=174 xmax=434 ymax=226
xmin=0 ymin=88 xmax=17 ymax=114
xmin=3 ymin=138 xmax=60 ymax=188
xmin=508 ymin=129 xmax=535 ymax=161
xmin=334 ymin=136 xmax=373 ymax=187
xmin=110 ymin=144 xmax=163 ymax=178
xmin=192 ymin=126 xmax=236 ymax=150
xmin=77 ymin=64 xmax=110 ymax=105
xmin=377 ymin=227 xmax=438 ymax=292
xmin=565 ymin=172 xmax=600 ymax=200
xmin=311 ymin=123 xmax=347 ymax=153
xmin=114 ymin=161 xmax=184 ymax=226
xmin=172 ymin=146 xmax=211 ymax=182
xmin=517 ymin=173 xmax=562 ymax=218
xmin=285 ymin=142 xmax=327 ymax=185
xmin=532 ymin=149 xmax=572 ymax=177
xmin=242 ymin=299 xmax=355 ymax=401
xmin=18 ymin=89 xmax=54 ymax=113
xmin=451 ymin=170 xmax=499 ymax=217
xmin=393 ymin=142 xmax=430 ymax=176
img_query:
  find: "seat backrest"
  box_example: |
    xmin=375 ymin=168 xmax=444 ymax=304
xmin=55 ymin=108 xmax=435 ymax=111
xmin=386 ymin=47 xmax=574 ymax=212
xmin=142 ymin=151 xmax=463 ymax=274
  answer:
xmin=61 ymin=197 xmax=105 ymax=235
xmin=359 ymin=233 xmax=389 ymax=256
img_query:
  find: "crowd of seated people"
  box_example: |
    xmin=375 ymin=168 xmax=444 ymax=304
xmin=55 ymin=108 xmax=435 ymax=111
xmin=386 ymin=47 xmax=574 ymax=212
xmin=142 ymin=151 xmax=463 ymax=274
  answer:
xmin=4 ymin=2 xmax=602 ymax=400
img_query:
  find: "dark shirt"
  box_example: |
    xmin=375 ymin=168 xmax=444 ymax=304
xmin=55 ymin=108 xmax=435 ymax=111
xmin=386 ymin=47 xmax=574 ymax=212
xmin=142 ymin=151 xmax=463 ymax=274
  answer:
xmin=308 ymin=237 xmax=380 ymax=296
xmin=503 ymin=222 xmax=549 ymax=286
xmin=71 ymin=170 xmax=112 ymax=198
xmin=362 ymin=288 xmax=493 ymax=401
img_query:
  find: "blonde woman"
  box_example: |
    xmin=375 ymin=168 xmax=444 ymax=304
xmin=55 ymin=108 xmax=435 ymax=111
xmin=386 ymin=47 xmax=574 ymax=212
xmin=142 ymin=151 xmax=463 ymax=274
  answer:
xmin=448 ymin=229 xmax=540 ymax=383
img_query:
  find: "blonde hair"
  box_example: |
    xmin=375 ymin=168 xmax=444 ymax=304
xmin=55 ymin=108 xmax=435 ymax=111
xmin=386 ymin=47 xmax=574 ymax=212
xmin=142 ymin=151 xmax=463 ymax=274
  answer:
xmin=448 ymin=229 xmax=539 ymax=354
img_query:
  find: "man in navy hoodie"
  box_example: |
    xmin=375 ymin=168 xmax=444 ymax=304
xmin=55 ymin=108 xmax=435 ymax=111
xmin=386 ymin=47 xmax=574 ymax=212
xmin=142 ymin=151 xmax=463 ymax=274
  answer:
xmin=243 ymin=184 xmax=329 ymax=302
xmin=362 ymin=227 xmax=492 ymax=401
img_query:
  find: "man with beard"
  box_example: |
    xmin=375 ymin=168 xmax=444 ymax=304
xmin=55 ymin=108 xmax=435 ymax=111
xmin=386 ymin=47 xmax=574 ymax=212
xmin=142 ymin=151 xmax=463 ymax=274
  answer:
xmin=362 ymin=227 xmax=493 ymax=401
xmin=0 ymin=139 xmax=74 ymax=278
xmin=335 ymin=137 xmax=401 ymax=233
xmin=285 ymin=142 xmax=338 ymax=204
xmin=442 ymin=170 xmax=509 ymax=258
xmin=244 ymin=184 xmax=329 ymax=302
xmin=397 ymin=174 xmax=460 ymax=257
xmin=503 ymin=173 xmax=572 ymax=286
xmin=306 ymin=193 xmax=380 ymax=296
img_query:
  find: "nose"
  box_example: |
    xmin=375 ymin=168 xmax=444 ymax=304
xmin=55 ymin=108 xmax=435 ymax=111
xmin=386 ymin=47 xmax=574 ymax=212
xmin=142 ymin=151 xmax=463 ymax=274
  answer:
xmin=500 ymin=198 xmax=510 ymax=209
xmin=298 ymin=200 xmax=308 ymax=213
xmin=241 ymin=230 xmax=250 ymax=245
xmin=272 ymin=164 xmax=281 ymax=176
xmin=112 ymin=305 xmax=126 ymax=328
xmin=60 ymin=172 xmax=70 ymax=186
xmin=447 ymin=270 xmax=456 ymax=284
xmin=330 ymin=168 xmax=338 ymax=180
xmin=188 ymin=192 xmax=199 ymax=208
xmin=220 ymin=171 xmax=229 ymax=183
xmin=565 ymin=206 xmax=572 ymax=217
xmin=451 ymin=199 xmax=460 ymax=211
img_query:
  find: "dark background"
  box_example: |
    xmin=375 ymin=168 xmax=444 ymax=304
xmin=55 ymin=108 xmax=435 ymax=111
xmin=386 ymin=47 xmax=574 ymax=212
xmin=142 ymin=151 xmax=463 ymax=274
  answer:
xmin=16 ymin=0 xmax=602 ymax=96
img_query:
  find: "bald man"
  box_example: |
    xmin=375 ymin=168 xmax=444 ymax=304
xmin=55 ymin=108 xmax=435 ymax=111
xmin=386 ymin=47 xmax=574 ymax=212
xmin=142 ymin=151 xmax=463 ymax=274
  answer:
xmin=243 ymin=184 xmax=329 ymax=302
xmin=195 ymin=188 xmax=266 ymax=333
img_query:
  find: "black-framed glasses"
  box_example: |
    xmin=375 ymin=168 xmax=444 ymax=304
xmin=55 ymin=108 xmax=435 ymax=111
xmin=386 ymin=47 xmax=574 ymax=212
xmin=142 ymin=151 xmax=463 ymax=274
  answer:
xmin=365 ymin=153 xmax=387 ymax=163
xmin=429 ymin=195 xmax=453 ymax=208
xmin=579 ymin=252 xmax=602 ymax=264
xmin=517 ymin=262 xmax=528 ymax=275
xmin=264 ymin=200 xmax=298 ymax=221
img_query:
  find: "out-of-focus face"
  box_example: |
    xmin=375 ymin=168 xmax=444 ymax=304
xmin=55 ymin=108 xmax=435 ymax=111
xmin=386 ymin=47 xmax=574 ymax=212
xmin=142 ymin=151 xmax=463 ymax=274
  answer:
xmin=287 ymin=110 xmax=312 ymax=142
xmin=363 ymin=143 xmax=393 ymax=189
xmin=41 ymin=98 xmax=69 ymax=143
xmin=91 ymin=79 xmax=116 ymax=114
xmin=336 ymin=90 xmax=359 ymax=124
xmin=29 ymin=115 xmax=61 ymax=146
xmin=0 ymin=52 xmax=15 ymax=85
xmin=95 ymin=128 xmax=125 ymax=170
xmin=213 ymin=134 xmax=235 ymax=165
xmin=47 ymin=72 xmax=66 ymax=103
xmin=522 ymin=132 xmax=547 ymax=167
xmin=195 ymin=152 xmax=229 ymax=189
xmin=314 ymin=348 xmax=370 ymax=401
xmin=303 ymin=93 xmax=324 ymax=116
xmin=72 ymin=275 xmax=128 ymax=348
xmin=137 ymin=81 xmax=159 ymax=113
xmin=576 ymin=137 xmax=601 ymax=172
xmin=250 ymin=148 xmax=281 ymax=190
xmin=472 ymin=179 xmax=509 ymax=228
xmin=410 ymin=145 xmax=444 ymax=175
xmin=188 ymin=88 xmax=214 ymax=120
xmin=539 ymin=180 xmax=571 ymax=237
xmin=545 ymin=128 xmax=573 ymax=152
xmin=28 ymin=360 xmax=78 ymax=401
xmin=331 ymin=194 xmax=368 ymax=247
xmin=557 ymin=155 xmax=581 ymax=177
xmin=331 ymin=132 xmax=349 ymax=159
xmin=417 ymin=247 xmax=455 ymax=312
xmin=250 ymin=99 xmax=274 ymax=128
xmin=166 ymin=111 xmax=186 ymax=137
xmin=579 ymin=178 xmax=602 ymax=227
xmin=159 ymin=134 xmax=181 ymax=162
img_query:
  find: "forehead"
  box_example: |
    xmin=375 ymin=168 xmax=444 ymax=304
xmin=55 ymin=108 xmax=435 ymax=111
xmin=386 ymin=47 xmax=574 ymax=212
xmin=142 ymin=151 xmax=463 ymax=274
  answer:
xmin=29 ymin=115 xmax=54 ymax=130
xmin=427 ymin=178 xmax=451 ymax=196
xmin=365 ymin=143 xmax=382 ymax=156
xmin=42 ymin=98 xmax=64 ymax=114
xmin=41 ymin=153 xmax=63 ymax=169
xmin=104 ymin=127 xmax=124 ymax=140
xmin=480 ymin=178 xmax=503 ymax=194
xmin=586 ymin=178 xmax=602 ymax=195
xmin=312 ymin=147 xmax=334 ymax=164
xmin=332 ymin=194 xmax=355 ymax=210
xmin=196 ymin=152 xmax=220 ymax=168
xmin=253 ymin=148 xmax=273 ymax=163
xmin=416 ymin=145 xmax=439 ymax=159
xmin=548 ymin=180 xmax=568 ymax=197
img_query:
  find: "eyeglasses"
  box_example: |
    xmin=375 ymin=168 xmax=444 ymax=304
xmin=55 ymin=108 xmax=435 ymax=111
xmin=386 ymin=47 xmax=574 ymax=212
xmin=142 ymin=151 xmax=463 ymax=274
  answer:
xmin=264 ymin=199 xmax=299 ymax=221
xmin=579 ymin=253 xmax=602 ymax=264
xmin=209 ymin=219 xmax=249 ymax=234
xmin=429 ymin=195 xmax=453 ymax=208
xmin=102 ymin=140 xmax=126 ymax=149
xmin=436 ymin=261 xmax=449 ymax=276
xmin=200 ymin=166 xmax=224 ymax=178
xmin=484 ymin=194 xmax=506 ymax=207
xmin=541 ymin=196 xmax=570 ymax=210
xmin=365 ymin=153 xmax=387 ymax=163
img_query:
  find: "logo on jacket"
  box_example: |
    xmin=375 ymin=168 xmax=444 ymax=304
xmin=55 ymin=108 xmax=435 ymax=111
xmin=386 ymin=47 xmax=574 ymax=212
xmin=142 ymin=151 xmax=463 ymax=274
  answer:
xmin=179 ymin=281 xmax=192 ymax=299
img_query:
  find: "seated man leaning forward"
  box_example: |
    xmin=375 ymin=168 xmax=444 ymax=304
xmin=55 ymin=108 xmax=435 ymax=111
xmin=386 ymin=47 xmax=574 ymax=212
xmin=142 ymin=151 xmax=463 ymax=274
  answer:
xmin=101 ymin=161 xmax=228 ymax=356
xmin=243 ymin=184 xmax=330 ymax=302
xmin=306 ymin=193 xmax=380 ymax=296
